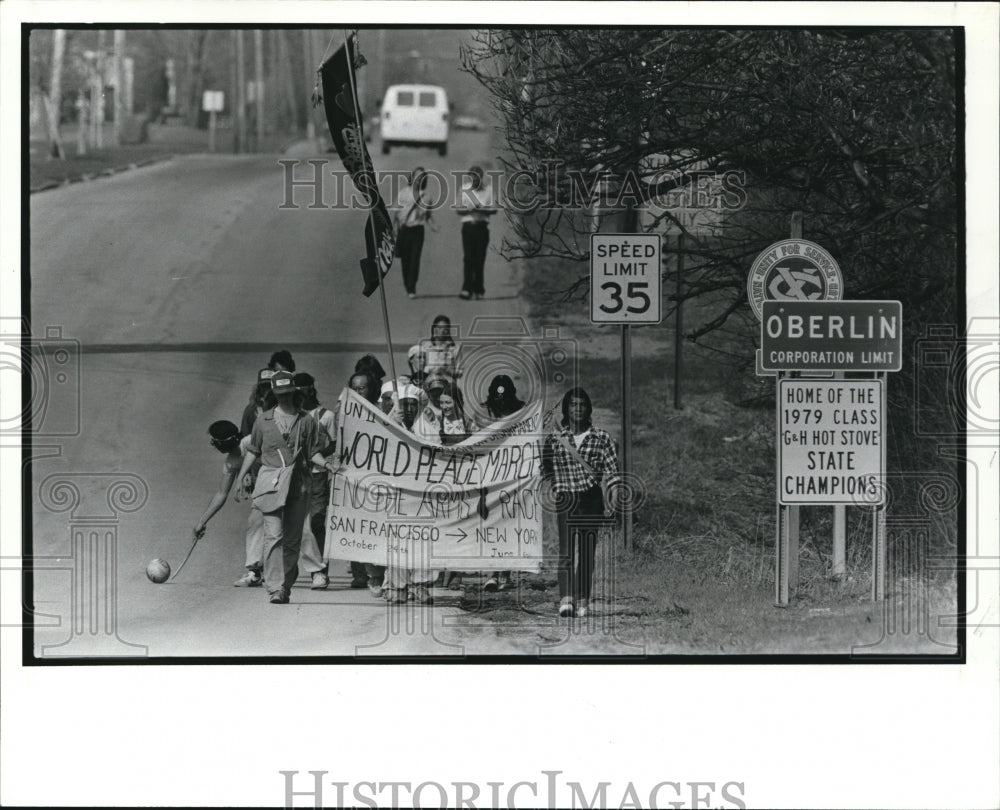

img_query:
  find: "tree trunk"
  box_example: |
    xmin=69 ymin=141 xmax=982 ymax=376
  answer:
xmin=302 ymin=30 xmax=316 ymax=142
xmin=235 ymin=30 xmax=246 ymax=152
xmin=278 ymin=30 xmax=300 ymax=132
xmin=47 ymin=29 xmax=66 ymax=158
xmin=112 ymin=30 xmax=125 ymax=145
xmin=254 ymin=30 xmax=264 ymax=149
xmin=185 ymin=30 xmax=208 ymax=128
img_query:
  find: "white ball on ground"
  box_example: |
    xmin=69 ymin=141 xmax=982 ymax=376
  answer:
xmin=146 ymin=558 xmax=170 ymax=583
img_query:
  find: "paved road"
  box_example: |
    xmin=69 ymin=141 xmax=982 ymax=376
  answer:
xmin=26 ymin=131 xmax=576 ymax=658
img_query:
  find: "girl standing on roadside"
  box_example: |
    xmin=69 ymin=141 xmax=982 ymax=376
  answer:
xmin=541 ymin=387 xmax=621 ymax=618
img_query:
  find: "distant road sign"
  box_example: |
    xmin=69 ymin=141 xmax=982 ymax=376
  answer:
xmin=761 ymin=300 xmax=903 ymax=372
xmin=778 ymin=379 xmax=885 ymax=505
xmin=747 ymin=239 xmax=842 ymax=321
xmin=590 ymin=233 xmax=662 ymax=324
xmin=638 ymin=152 xmax=728 ymax=237
xmin=202 ymin=90 xmax=225 ymax=113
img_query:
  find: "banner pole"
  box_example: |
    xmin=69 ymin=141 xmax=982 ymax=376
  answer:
xmin=342 ymin=30 xmax=400 ymax=396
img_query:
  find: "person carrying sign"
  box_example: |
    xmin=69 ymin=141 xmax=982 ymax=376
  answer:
xmin=541 ymin=387 xmax=621 ymax=618
xmin=382 ymin=384 xmax=438 ymax=604
xmin=480 ymin=375 xmax=525 ymax=592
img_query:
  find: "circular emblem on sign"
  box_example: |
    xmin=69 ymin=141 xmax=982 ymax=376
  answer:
xmin=746 ymin=239 xmax=842 ymax=321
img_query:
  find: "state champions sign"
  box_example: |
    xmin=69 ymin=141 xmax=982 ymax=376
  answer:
xmin=747 ymin=239 xmax=843 ymax=321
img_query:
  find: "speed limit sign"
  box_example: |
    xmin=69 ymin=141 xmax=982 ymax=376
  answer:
xmin=590 ymin=233 xmax=662 ymax=324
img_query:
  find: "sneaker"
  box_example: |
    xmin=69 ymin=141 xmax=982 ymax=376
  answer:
xmin=459 ymin=290 xmax=472 ymax=300
xmin=558 ymin=597 xmax=574 ymax=617
xmin=408 ymin=292 xmax=417 ymax=299
xmin=269 ymin=590 xmax=289 ymax=604
xmin=483 ymin=576 xmax=499 ymax=592
xmin=234 ymin=570 xmax=262 ymax=587
xmin=311 ymin=572 xmax=329 ymax=590
xmin=474 ymin=293 xmax=484 ymax=300
xmin=575 ymin=599 xmax=589 ymax=618
xmin=411 ymin=585 xmax=433 ymax=604
xmin=383 ymin=587 xmax=407 ymax=604
xmin=368 ymin=581 xmax=384 ymax=598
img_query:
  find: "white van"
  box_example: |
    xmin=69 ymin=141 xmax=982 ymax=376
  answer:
xmin=380 ymin=84 xmax=450 ymax=156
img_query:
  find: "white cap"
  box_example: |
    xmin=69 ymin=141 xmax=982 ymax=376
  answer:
xmin=400 ymin=384 xmax=423 ymax=401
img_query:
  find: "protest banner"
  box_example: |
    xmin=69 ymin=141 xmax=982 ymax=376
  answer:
xmin=326 ymin=390 xmax=544 ymax=572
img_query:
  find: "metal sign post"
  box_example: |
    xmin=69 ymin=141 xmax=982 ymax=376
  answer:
xmin=871 ymin=371 xmax=888 ymax=600
xmin=675 ymin=233 xmax=684 ymax=410
xmin=765 ymin=309 xmax=900 ymax=605
xmin=202 ymin=90 xmax=224 ymax=153
xmin=622 ymin=324 xmax=632 ymax=548
xmin=591 ymin=232 xmax=662 ymax=549
xmin=775 ymin=370 xmax=796 ymax=605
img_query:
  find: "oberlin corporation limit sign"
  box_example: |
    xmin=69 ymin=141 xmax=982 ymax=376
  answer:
xmin=761 ymin=300 xmax=903 ymax=372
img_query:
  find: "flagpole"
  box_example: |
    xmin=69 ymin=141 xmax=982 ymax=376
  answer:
xmin=342 ymin=30 xmax=400 ymax=399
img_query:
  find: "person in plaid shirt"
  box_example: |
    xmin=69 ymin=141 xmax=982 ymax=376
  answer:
xmin=542 ymin=387 xmax=621 ymax=618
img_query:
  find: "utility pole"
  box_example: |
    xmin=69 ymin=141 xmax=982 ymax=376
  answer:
xmin=94 ymin=30 xmax=106 ymax=149
xmin=254 ymin=29 xmax=264 ymax=151
xmin=47 ymin=29 xmax=66 ymax=158
xmin=234 ymin=30 xmax=246 ymax=153
xmin=377 ymin=28 xmax=387 ymax=109
xmin=112 ymin=30 xmax=125 ymax=145
xmin=302 ymin=29 xmax=316 ymax=143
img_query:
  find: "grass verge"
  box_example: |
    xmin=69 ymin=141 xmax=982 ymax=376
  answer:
xmin=452 ymin=252 xmax=958 ymax=655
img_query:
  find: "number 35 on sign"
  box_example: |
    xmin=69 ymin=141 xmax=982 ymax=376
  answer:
xmin=590 ymin=233 xmax=662 ymax=324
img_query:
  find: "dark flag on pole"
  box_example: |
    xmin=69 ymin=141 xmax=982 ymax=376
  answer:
xmin=315 ymin=34 xmax=395 ymax=297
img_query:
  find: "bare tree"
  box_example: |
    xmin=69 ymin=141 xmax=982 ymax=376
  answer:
xmin=184 ymin=30 xmax=209 ymax=127
xmin=462 ymin=29 xmax=958 ymax=342
xmin=46 ymin=29 xmax=66 ymax=158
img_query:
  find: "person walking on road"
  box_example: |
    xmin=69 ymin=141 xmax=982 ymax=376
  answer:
xmin=382 ymin=384 xmax=437 ymax=604
xmin=192 ymin=421 xmax=253 ymax=555
xmin=420 ymin=314 xmax=461 ymax=380
xmin=393 ymin=166 xmax=435 ymax=298
xmin=293 ymin=373 xmax=337 ymax=590
xmin=541 ymin=387 xmax=621 ymax=619
xmin=233 ymin=368 xmax=278 ymax=588
xmin=406 ymin=344 xmax=429 ymax=389
xmin=456 ymin=165 xmax=497 ymax=300
xmin=436 ymin=380 xmax=472 ymax=445
xmin=344 ymin=372 xmax=387 ymax=596
xmin=235 ymin=371 xmax=331 ymax=605
xmin=479 ymin=374 xmax=526 ymax=592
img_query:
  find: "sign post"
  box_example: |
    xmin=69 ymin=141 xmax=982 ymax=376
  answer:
xmin=202 ymin=89 xmax=225 ymax=153
xmin=591 ymin=232 xmax=662 ymax=549
xmin=749 ymin=216 xmax=904 ymax=605
xmin=762 ymin=301 xmax=901 ymax=605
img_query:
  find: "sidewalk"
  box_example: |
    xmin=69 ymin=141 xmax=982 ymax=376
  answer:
xmin=30 ymin=122 xmax=307 ymax=191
